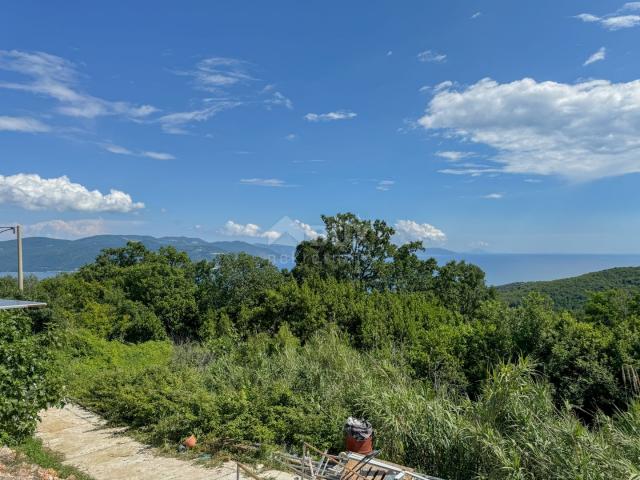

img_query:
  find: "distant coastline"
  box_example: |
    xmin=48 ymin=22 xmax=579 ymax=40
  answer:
xmin=3 ymin=252 xmax=640 ymax=285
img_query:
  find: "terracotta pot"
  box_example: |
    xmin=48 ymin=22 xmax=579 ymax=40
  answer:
xmin=184 ymin=435 xmax=197 ymax=449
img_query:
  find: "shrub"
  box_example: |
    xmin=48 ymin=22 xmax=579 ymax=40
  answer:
xmin=0 ymin=311 xmax=62 ymax=444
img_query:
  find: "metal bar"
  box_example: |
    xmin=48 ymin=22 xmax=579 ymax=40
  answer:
xmin=16 ymin=224 xmax=23 ymax=292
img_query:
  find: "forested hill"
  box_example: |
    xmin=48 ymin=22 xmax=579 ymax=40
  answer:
xmin=0 ymin=235 xmax=296 ymax=271
xmin=497 ymin=266 xmax=640 ymax=310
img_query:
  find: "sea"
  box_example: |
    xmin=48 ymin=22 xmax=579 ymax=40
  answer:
xmin=427 ymin=253 xmax=640 ymax=285
xmin=2 ymin=254 xmax=640 ymax=286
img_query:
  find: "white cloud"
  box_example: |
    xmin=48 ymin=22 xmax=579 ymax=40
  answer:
xmin=103 ymin=144 xmax=133 ymax=155
xmin=0 ymin=50 xmax=157 ymax=119
xmin=376 ymin=180 xmax=395 ymax=191
xmin=186 ymin=57 xmax=255 ymax=92
xmin=25 ymin=218 xmax=143 ymax=239
xmin=576 ymin=5 xmax=640 ymax=30
xmin=436 ymin=151 xmax=475 ymax=162
xmin=101 ymin=144 xmax=175 ymax=160
xmin=304 ymin=110 xmax=357 ymax=122
xmin=483 ymin=193 xmax=503 ymax=199
xmin=0 ymin=115 xmax=50 ymax=133
xmin=291 ymin=219 xmax=321 ymax=240
xmin=240 ymin=178 xmax=289 ymax=187
xmin=601 ymin=15 xmax=640 ymax=28
xmin=576 ymin=13 xmax=600 ymax=23
xmin=393 ymin=220 xmax=446 ymax=245
xmin=170 ymin=58 xmax=292 ymax=131
xmin=266 ymin=91 xmax=293 ymax=110
xmin=141 ymin=151 xmax=175 ymax=160
xmin=438 ymin=167 xmax=501 ymax=177
xmin=220 ymin=219 xmax=319 ymax=242
xmin=26 ymin=219 xmax=107 ymax=238
xmin=387 ymin=50 xmax=393 ymax=56
xmin=285 ymin=133 xmax=297 ymax=141
xmin=220 ymin=220 xmax=263 ymax=237
xmin=157 ymin=102 xmax=241 ymax=134
xmin=419 ymin=77 xmax=640 ymax=180
xmin=0 ymin=173 xmax=144 ymax=212
xmin=471 ymin=12 xmax=482 ymax=19
xmin=584 ymin=47 xmax=606 ymax=66
xmin=417 ymin=50 xmax=447 ymax=63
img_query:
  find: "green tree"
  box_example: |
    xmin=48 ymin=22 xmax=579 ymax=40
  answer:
xmin=294 ymin=213 xmax=399 ymax=288
xmin=434 ymin=261 xmax=493 ymax=316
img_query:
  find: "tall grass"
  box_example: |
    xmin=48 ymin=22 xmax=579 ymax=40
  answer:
xmin=64 ymin=328 xmax=640 ymax=479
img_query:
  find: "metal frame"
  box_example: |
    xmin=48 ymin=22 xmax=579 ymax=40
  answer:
xmin=275 ymin=442 xmax=444 ymax=480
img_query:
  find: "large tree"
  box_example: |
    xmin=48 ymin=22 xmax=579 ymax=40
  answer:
xmin=294 ymin=213 xmax=423 ymax=289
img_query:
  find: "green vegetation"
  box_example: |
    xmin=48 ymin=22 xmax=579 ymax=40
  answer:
xmin=0 ymin=310 xmax=62 ymax=444
xmin=2 ymin=213 xmax=640 ymax=478
xmin=497 ymin=266 xmax=640 ymax=310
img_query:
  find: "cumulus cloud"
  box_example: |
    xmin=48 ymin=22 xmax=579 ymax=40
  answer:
xmin=575 ymin=4 xmax=640 ymax=30
xmin=483 ymin=193 xmax=503 ymax=199
xmin=0 ymin=115 xmax=50 ymax=133
xmin=471 ymin=12 xmax=482 ymax=19
xmin=291 ymin=219 xmax=321 ymax=240
xmin=0 ymin=50 xmax=157 ymax=119
xmin=220 ymin=218 xmax=320 ymax=243
xmin=393 ymin=220 xmax=446 ymax=245
xmin=0 ymin=173 xmax=144 ymax=212
xmin=417 ymin=50 xmax=447 ymax=63
xmin=220 ymin=220 xmax=269 ymax=237
xmin=419 ymin=77 xmax=640 ymax=180
xmin=304 ymin=111 xmax=357 ymax=122
xmin=584 ymin=47 xmax=607 ymax=66
xmin=240 ymin=178 xmax=289 ymax=187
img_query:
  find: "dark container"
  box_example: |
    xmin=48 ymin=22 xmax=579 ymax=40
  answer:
xmin=345 ymin=434 xmax=374 ymax=454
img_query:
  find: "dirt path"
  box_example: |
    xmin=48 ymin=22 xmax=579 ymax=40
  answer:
xmin=36 ymin=405 xmax=293 ymax=480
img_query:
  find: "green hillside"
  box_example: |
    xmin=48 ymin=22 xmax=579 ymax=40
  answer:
xmin=0 ymin=235 xmax=294 ymax=272
xmin=497 ymin=266 xmax=640 ymax=310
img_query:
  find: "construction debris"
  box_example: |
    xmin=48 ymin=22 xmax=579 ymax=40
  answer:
xmin=274 ymin=442 xmax=444 ymax=480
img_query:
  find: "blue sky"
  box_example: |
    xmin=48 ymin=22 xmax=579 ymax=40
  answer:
xmin=1 ymin=0 xmax=640 ymax=253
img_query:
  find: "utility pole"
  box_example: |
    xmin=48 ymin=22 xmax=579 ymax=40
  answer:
xmin=0 ymin=225 xmax=24 ymax=292
xmin=16 ymin=225 xmax=23 ymax=292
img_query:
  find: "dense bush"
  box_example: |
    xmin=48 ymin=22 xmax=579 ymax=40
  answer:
xmin=63 ymin=329 xmax=640 ymax=479
xmin=0 ymin=311 xmax=62 ymax=444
